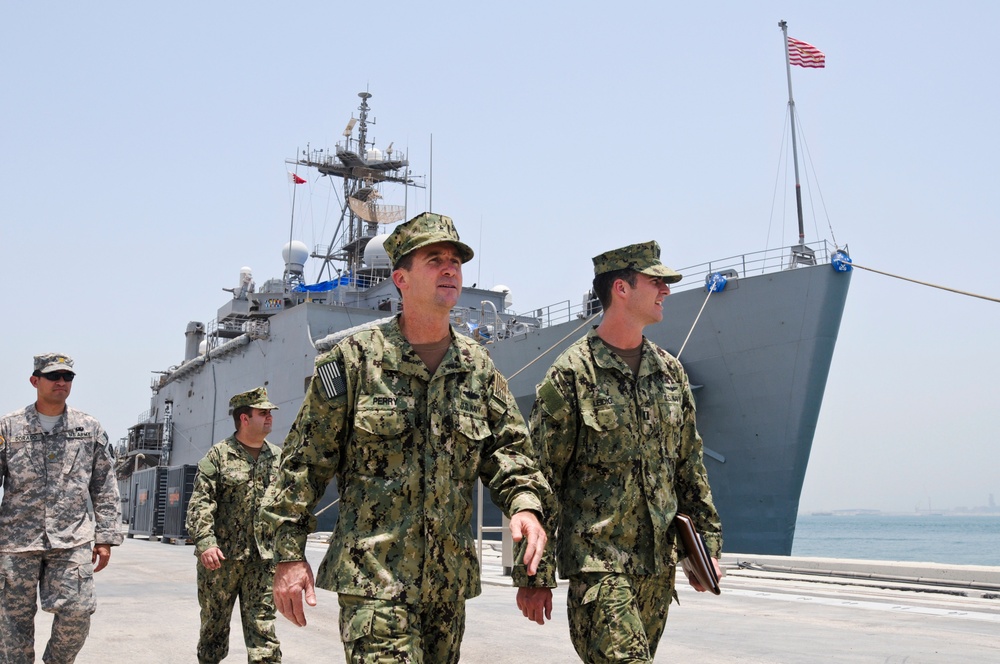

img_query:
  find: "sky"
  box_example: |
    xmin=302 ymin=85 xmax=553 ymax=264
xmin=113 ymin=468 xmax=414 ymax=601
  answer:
xmin=2 ymin=2 xmax=998 ymax=515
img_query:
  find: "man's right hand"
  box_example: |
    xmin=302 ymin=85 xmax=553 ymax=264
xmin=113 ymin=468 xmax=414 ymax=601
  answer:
xmin=274 ymin=560 xmax=318 ymax=627
xmin=199 ymin=546 xmax=226 ymax=570
xmin=516 ymin=586 xmax=553 ymax=625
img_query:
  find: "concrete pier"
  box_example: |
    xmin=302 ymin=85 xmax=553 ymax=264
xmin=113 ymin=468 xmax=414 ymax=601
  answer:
xmin=28 ymin=538 xmax=1000 ymax=663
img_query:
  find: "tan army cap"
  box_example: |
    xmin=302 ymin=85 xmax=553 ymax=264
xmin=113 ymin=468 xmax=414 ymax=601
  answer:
xmin=34 ymin=352 xmax=76 ymax=374
xmin=229 ymin=387 xmax=278 ymax=411
xmin=383 ymin=212 xmax=475 ymax=267
xmin=592 ymin=240 xmax=682 ymax=284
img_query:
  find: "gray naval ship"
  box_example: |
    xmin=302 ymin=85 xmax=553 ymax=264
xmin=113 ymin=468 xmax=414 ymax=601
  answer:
xmin=118 ymin=91 xmax=852 ymax=555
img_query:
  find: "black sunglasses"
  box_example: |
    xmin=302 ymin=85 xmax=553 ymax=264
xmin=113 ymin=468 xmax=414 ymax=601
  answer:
xmin=39 ymin=371 xmax=76 ymax=382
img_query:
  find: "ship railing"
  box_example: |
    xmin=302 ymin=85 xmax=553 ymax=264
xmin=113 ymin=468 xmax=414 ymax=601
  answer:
xmin=513 ymin=240 xmax=841 ymax=327
xmin=451 ymin=303 xmax=542 ymax=343
xmin=672 ymin=240 xmax=838 ymax=291
xmin=202 ymin=317 xmax=270 ymax=351
xmin=123 ymin=421 xmax=165 ymax=456
xmin=313 ymin=224 xmax=383 ymax=262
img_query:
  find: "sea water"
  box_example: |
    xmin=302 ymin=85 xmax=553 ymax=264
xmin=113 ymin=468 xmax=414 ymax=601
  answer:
xmin=791 ymin=513 xmax=1000 ymax=566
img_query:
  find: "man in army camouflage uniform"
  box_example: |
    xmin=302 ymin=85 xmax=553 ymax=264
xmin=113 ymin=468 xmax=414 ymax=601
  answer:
xmin=515 ymin=241 xmax=723 ymax=663
xmin=0 ymin=353 xmax=123 ymax=664
xmin=258 ymin=212 xmax=551 ymax=663
xmin=187 ymin=387 xmax=283 ymax=663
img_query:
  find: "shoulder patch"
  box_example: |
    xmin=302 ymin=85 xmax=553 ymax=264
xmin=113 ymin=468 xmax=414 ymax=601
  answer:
xmin=537 ymin=380 xmax=569 ymax=418
xmin=491 ymin=370 xmax=510 ymax=402
xmin=197 ymin=457 xmax=218 ymax=477
xmin=317 ymin=359 xmax=347 ymax=400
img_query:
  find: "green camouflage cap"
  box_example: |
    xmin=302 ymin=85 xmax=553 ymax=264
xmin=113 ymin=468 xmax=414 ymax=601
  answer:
xmin=383 ymin=212 xmax=474 ymax=266
xmin=592 ymin=240 xmax=683 ymax=284
xmin=34 ymin=352 xmax=76 ymax=374
xmin=229 ymin=386 xmax=278 ymax=411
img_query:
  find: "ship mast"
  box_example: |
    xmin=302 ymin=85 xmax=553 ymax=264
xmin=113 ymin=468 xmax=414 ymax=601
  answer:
xmin=291 ymin=91 xmax=422 ymax=282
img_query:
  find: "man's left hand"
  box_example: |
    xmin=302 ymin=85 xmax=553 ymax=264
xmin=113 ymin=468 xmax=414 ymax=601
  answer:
xmin=93 ymin=544 xmax=112 ymax=573
xmin=685 ymin=557 xmax=724 ymax=592
xmin=510 ymin=510 xmax=547 ymax=576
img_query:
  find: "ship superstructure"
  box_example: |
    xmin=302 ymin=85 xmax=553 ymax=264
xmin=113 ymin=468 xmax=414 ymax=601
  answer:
xmin=119 ymin=90 xmax=851 ymax=554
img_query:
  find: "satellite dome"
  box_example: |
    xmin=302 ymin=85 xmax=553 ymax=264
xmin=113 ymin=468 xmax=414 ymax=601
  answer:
xmin=367 ymin=147 xmax=383 ymax=162
xmin=282 ymin=240 xmax=309 ymax=272
xmin=491 ymin=284 xmax=513 ymax=309
xmin=364 ymin=233 xmax=392 ymax=269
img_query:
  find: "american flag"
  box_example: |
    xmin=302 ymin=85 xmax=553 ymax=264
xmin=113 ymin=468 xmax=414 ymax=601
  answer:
xmin=788 ymin=37 xmax=825 ymax=68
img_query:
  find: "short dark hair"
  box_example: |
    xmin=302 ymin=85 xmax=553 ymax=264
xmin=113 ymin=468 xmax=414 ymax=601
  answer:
xmin=391 ymin=252 xmax=415 ymax=297
xmin=392 ymin=252 xmax=415 ymax=272
xmin=592 ymin=268 xmax=638 ymax=309
xmin=232 ymin=405 xmax=252 ymax=431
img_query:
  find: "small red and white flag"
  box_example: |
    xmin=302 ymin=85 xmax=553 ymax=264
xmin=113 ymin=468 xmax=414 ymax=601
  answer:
xmin=288 ymin=172 xmax=307 ymax=184
xmin=788 ymin=37 xmax=825 ymax=68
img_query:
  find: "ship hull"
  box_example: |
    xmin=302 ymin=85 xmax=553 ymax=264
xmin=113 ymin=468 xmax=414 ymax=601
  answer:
xmin=490 ymin=261 xmax=851 ymax=554
xmin=135 ymin=259 xmax=850 ymax=555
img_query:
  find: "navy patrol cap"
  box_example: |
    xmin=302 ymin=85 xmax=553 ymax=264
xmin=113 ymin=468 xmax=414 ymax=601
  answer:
xmin=592 ymin=241 xmax=682 ymax=284
xmin=383 ymin=212 xmax=475 ymax=267
xmin=229 ymin=387 xmax=278 ymax=411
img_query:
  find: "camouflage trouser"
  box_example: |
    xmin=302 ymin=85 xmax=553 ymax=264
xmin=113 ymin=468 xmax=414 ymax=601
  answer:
xmin=196 ymin=556 xmax=281 ymax=663
xmin=337 ymin=594 xmax=467 ymax=664
xmin=0 ymin=544 xmax=96 ymax=664
xmin=567 ymin=568 xmax=677 ymax=663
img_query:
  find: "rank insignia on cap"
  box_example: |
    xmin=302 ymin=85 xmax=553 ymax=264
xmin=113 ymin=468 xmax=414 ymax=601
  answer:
xmin=317 ymin=360 xmax=347 ymax=399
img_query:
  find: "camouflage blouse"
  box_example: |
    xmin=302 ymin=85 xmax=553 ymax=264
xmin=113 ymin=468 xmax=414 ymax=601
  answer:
xmin=186 ymin=435 xmax=281 ymax=560
xmin=517 ymin=329 xmax=721 ymax=587
xmin=259 ymin=317 xmax=548 ymax=603
xmin=0 ymin=404 xmax=122 ymax=552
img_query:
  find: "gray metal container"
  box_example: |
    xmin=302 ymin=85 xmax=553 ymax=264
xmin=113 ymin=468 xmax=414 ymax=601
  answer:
xmin=162 ymin=464 xmax=198 ymax=543
xmin=127 ymin=467 xmax=169 ymax=539
xmin=117 ymin=477 xmax=131 ymax=523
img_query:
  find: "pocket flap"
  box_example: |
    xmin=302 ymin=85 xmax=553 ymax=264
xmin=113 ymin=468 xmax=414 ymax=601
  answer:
xmin=340 ymin=605 xmax=374 ymax=643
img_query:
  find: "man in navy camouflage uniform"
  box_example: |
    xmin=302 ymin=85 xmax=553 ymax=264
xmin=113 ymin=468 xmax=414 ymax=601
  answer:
xmin=187 ymin=387 xmax=283 ymax=663
xmin=515 ymin=242 xmax=723 ymax=663
xmin=0 ymin=353 xmax=122 ymax=664
xmin=259 ymin=212 xmax=551 ymax=663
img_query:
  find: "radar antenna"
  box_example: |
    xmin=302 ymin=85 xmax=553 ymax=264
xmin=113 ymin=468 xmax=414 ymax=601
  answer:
xmin=289 ymin=91 xmax=424 ymax=281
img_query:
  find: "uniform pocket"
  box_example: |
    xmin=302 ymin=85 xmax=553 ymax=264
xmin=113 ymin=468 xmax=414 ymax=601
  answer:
xmin=352 ymin=406 xmax=410 ymax=478
xmin=339 ymin=601 xmax=375 ymax=644
xmin=655 ymin=389 xmax=683 ymax=461
xmin=450 ymin=412 xmax=489 ymax=481
xmin=579 ymin=403 xmax=628 ymax=464
xmin=40 ymin=560 xmax=96 ymax=614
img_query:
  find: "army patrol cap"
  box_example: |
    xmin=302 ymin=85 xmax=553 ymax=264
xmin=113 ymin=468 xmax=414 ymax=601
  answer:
xmin=592 ymin=240 xmax=683 ymax=284
xmin=383 ymin=212 xmax=475 ymax=267
xmin=229 ymin=387 xmax=278 ymax=411
xmin=34 ymin=352 xmax=76 ymax=375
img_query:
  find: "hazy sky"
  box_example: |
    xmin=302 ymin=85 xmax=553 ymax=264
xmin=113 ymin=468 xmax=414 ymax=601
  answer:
xmin=3 ymin=2 xmax=998 ymax=514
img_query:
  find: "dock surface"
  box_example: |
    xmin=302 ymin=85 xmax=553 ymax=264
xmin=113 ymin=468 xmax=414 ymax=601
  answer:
xmin=28 ymin=538 xmax=1000 ymax=663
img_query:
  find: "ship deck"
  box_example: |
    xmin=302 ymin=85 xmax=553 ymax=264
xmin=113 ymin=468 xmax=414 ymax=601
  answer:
xmin=32 ymin=537 xmax=1000 ymax=662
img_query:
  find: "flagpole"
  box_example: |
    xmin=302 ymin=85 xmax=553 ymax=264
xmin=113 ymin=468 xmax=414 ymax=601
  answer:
xmin=779 ymin=19 xmax=806 ymax=244
xmin=288 ymin=163 xmax=300 ymax=288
